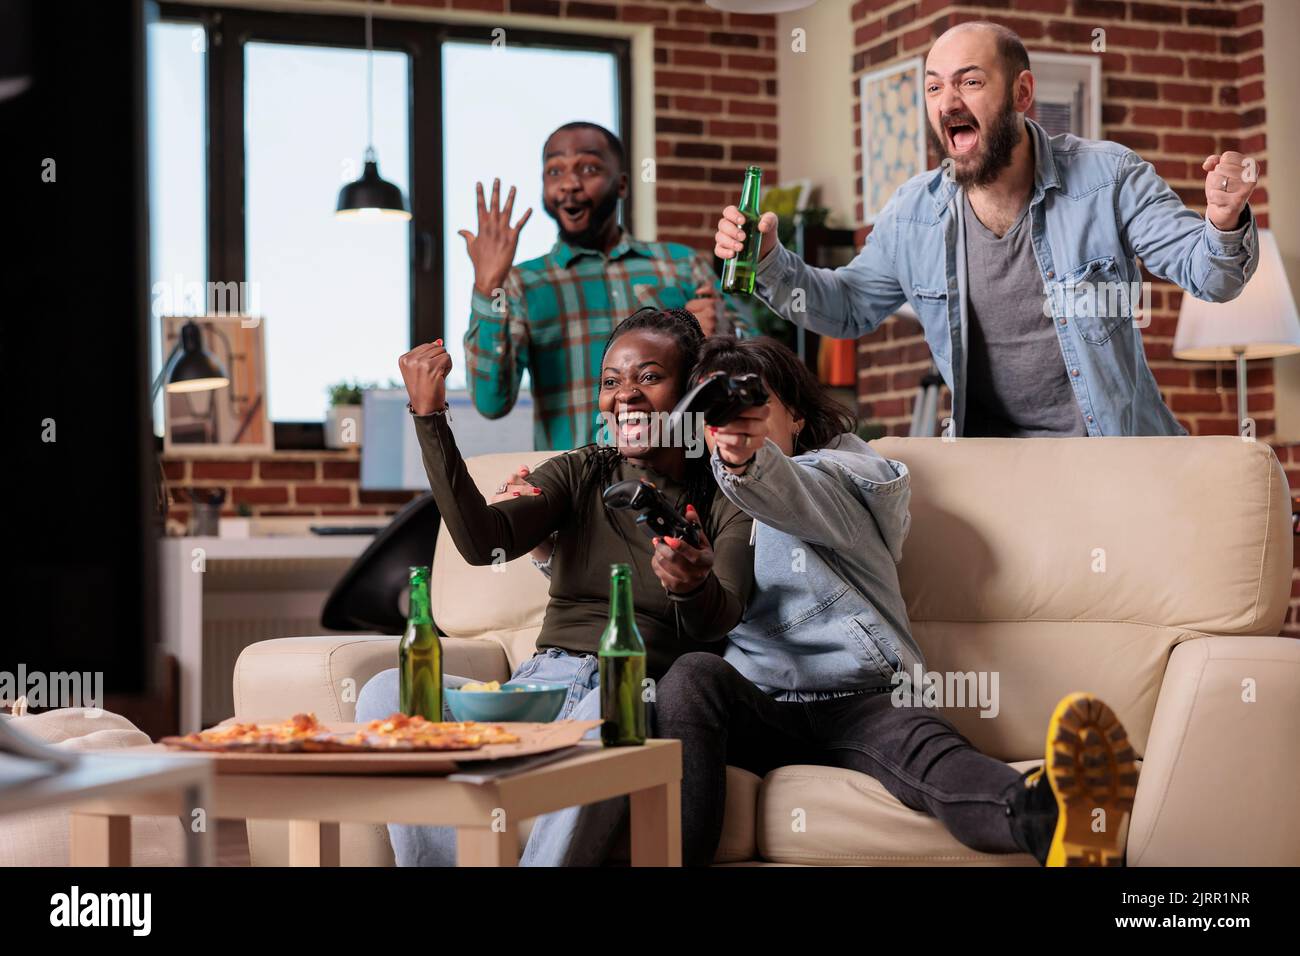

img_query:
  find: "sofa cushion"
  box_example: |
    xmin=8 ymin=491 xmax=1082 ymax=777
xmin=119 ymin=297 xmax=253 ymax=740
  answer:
xmin=234 ymin=635 xmax=403 ymax=723
xmin=873 ymin=436 xmax=1290 ymax=636
xmin=429 ymin=450 xmax=558 ymax=640
xmin=717 ymin=765 xmax=761 ymax=863
xmin=477 ymin=626 xmax=546 ymax=676
xmin=756 ymin=758 xmax=1139 ymax=866
xmin=756 ymin=760 xmax=1041 ymax=866
xmin=870 ymin=436 xmax=1291 ymax=762
xmin=906 ymin=619 xmax=1197 ymax=762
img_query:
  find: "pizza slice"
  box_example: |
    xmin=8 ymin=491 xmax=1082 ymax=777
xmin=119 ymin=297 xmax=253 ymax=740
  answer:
xmin=164 ymin=712 xmax=326 ymax=751
xmin=162 ymin=712 xmax=521 ymax=753
xmin=346 ymin=713 xmax=520 ymax=750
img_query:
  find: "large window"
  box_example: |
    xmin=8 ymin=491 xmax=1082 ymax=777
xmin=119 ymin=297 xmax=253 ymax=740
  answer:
xmin=245 ymin=41 xmax=411 ymax=421
xmin=146 ymin=19 xmax=207 ymax=435
xmin=440 ymin=42 xmax=619 ymax=390
xmin=148 ymin=7 xmax=629 ymax=433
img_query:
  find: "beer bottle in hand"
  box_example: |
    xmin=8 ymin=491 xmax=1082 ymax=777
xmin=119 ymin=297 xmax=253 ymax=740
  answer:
xmin=399 ymin=565 xmax=443 ymax=721
xmin=721 ymin=165 xmax=763 ymax=295
xmin=599 ymin=563 xmax=647 ymax=746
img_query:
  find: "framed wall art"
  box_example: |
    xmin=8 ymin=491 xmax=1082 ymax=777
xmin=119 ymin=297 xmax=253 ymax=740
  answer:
xmin=859 ymin=57 xmax=926 ymax=224
xmin=159 ymin=314 xmax=272 ymax=455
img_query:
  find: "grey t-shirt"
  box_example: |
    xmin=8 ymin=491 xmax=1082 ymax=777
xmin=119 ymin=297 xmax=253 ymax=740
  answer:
xmin=962 ymin=192 xmax=1086 ymax=438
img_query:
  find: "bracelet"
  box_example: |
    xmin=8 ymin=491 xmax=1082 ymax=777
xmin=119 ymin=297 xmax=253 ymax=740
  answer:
xmin=408 ymin=402 xmax=450 ymax=416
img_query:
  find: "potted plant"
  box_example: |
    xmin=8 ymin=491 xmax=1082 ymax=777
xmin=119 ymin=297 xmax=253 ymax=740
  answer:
xmin=324 ymin=379 xmax=372 ymax=449
xmin=219 ymin=502 xmax=254 ymax=539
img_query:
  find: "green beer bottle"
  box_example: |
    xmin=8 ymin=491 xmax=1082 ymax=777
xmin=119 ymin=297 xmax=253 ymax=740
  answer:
xmin=721 ymin=165 xmax=763 ymax=295
xmin=599 ymin=563 xmax=647 ymax=747
xmin=399 ymin=565 xmax=443 ymax=722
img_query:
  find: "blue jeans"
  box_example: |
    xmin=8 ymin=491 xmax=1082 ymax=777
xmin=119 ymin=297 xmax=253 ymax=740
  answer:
xmin=354 ymin=647 xmax=627 ymax=866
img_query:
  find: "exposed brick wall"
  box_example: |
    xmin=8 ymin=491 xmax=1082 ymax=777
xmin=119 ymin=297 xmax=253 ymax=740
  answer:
xmin=849 ymin=0 xmax=1300 ymax=632
xmin=161 ymin=450 xmax=418 ymax=532
xmin=388 ymin=0 xmax=782 ymax=250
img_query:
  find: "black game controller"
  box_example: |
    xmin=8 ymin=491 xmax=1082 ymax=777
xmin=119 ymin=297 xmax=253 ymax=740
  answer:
xmin=665 ymin=371 xmax=770 ymax=446
xmin=602 ymin=478 xmax=701 ymax=548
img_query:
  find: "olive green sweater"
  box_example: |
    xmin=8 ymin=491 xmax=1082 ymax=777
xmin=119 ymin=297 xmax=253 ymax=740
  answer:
xmin=412 ymin=412 xmax=754 ymax=680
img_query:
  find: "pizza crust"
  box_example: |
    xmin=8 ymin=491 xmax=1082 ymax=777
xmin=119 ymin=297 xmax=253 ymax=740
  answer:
xmin=162 ymin=712 xmax=520 ymax=753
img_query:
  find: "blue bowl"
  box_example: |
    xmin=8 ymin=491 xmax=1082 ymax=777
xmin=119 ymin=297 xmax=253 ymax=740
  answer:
xmin=444 ymin=681 xmax=567 ymax=723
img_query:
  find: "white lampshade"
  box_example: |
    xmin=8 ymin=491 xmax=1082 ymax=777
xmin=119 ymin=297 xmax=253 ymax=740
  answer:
xmin=1173 ymin=229 xmax=1300 ymax=361
xmin=706 ymin=0 xmax=817 ymax=12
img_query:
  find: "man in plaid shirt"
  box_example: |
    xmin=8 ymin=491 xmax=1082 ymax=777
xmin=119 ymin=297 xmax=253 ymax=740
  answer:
xmin=458 ymin=123 xmax=736 ymax=450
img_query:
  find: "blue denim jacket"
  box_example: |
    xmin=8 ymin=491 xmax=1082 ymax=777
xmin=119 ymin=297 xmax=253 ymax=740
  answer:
xmin=713 ymin=434 xmax=924 ymax=699
xmin=755 ymin=118 xmax=1259 ymax=436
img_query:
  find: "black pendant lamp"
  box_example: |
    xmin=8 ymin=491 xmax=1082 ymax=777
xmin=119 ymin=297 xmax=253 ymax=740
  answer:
xmin=336 ymin=1 xmax=410 ymax=220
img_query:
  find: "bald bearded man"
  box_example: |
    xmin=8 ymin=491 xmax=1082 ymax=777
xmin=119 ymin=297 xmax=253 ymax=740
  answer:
xmin=716 ymin=20 xmax=1259 ymax=437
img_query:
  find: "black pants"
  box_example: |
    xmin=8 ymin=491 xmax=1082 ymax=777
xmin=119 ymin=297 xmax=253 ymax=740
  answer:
xmin=654 ymin=653 xmax=1028 ymax=866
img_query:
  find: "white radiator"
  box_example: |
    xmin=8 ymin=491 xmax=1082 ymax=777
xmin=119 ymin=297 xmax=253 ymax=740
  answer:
xmin=199 ymin=558 xmax=363 ymax=727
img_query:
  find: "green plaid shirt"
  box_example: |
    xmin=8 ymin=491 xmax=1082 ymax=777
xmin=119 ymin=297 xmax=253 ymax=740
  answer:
xmin=464 ymin=230 xmax=735 ymax=450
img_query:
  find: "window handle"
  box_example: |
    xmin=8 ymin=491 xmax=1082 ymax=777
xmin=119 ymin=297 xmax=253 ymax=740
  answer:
xmin=415 ymin=229 xmax=434 ymax=273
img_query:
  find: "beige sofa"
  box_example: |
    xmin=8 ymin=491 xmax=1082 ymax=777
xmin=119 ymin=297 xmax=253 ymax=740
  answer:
xmin=233 ymin=436 xmax=1300 ymax=866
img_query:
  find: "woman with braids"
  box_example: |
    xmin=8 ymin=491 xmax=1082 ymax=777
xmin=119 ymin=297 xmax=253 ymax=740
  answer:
xmin=355 ymin=307 xmax=754 ymax=866
xmin=653 ymin=335 xmax=1138 ymax=868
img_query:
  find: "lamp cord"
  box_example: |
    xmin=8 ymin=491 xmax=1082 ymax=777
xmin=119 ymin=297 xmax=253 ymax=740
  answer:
xmin=365 ymin=0 xmax=374 ymax=156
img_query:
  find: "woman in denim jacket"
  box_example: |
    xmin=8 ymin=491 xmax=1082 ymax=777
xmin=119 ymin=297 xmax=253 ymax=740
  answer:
xmin=656 ymin=335 xmax=1138 ymax=867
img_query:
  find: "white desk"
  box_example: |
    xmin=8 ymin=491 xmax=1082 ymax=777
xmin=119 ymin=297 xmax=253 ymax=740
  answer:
xmin=159 ymin=535 xmax=374 ymax=734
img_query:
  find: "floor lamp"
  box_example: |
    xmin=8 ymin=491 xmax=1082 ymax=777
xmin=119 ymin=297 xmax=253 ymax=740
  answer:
xmin=1173 ymin=229 xmax=1300 ymax=434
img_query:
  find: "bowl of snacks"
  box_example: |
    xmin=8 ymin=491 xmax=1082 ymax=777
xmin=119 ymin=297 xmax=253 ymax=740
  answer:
xmin=444 ymin=679 xmax=567 ymax=723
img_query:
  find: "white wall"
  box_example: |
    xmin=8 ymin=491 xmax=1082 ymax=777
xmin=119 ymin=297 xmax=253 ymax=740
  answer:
xmin=776 ymin=1 xmax=856 ymax=227
xmin=1263 ymin=0 xmax=1300 ymax=441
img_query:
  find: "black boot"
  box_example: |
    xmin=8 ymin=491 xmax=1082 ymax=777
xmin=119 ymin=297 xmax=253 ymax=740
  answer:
xmin=1005 ymin=765 xmax=1057 ymax=865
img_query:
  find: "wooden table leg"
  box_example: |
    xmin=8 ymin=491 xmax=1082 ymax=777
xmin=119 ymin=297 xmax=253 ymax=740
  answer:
xmin=182 ymin=783 xmax=213 ymax=867
xmin=289 ymin=820 xmax=340 ymax=866
xmin=630 ymin=781 xmax=681 ymax=867
xmin=70 ymin=813 xmax=132 ymax=866
xmin=456 ymin=826 xmax=518 ymax=867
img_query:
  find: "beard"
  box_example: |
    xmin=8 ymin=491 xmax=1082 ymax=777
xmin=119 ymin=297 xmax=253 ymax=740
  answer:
xmin=544 ymin=186 xmax=621 ymax=248
xmin=927 ymin=85 xmax=1023 ymax=189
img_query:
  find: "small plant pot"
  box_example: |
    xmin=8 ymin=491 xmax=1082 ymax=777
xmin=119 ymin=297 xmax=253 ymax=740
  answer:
xmin=325 ymin=404 xmax=363 ymax=449
xmin=219 ymin=517 xmax=252 ymax=538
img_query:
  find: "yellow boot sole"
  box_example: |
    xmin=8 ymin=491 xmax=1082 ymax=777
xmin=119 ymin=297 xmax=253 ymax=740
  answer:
xmin=1041 ymin=692 xmax=1138 ymax=867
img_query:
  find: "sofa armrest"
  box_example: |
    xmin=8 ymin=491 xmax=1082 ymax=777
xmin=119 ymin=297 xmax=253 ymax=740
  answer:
xmin=233 ymin=635 xmax=511 ymax=723
xmin=1128 ymin=635 xmax=1300 ymax=866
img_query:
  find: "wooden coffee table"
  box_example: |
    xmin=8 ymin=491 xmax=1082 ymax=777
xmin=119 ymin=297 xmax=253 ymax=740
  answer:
xmin=69 ymin=738 xmax=681 ymax=867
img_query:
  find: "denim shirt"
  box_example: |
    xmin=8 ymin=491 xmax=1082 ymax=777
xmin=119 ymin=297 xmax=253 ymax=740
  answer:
xmin=713 ymin=433 xmax=924 ymax=699
xmin=755 ymin=118 xmax=1259 ymax=436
